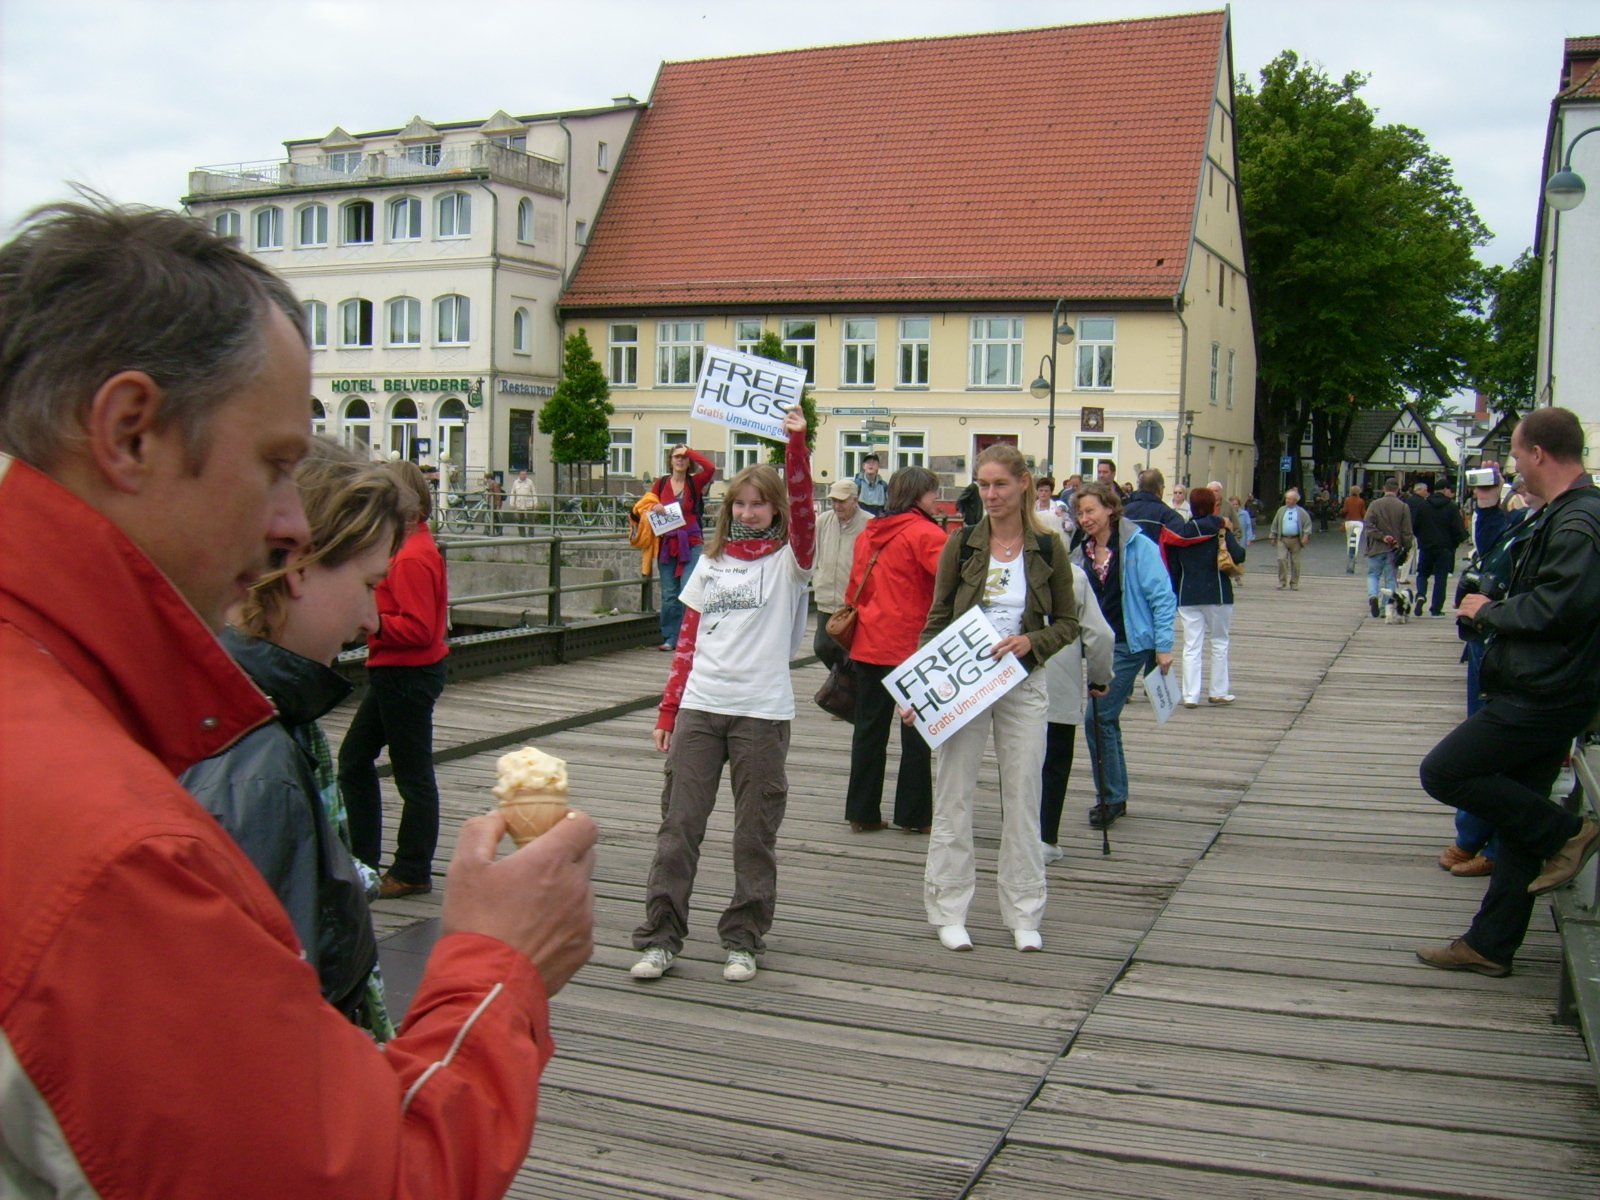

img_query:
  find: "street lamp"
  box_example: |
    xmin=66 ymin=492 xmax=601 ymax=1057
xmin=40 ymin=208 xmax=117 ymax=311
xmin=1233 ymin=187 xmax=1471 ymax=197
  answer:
xmin=1453 ymin=411 xmax=1477 ymax=500
xmin=1183 ymin=409 xmax=1196 ymax=485
xmin=1540 ymin=124 xmax=1598 ymax=403
xmin=1029 ymin=299 xmax=1074 ymax=475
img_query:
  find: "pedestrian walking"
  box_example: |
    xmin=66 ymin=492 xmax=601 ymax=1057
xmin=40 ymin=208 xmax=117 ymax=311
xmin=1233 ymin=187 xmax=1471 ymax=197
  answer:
xmin=1170 ymin=487 xmax=1245 ymax=707
xmin=1269 ymin=488 xmax=1312 ymax=589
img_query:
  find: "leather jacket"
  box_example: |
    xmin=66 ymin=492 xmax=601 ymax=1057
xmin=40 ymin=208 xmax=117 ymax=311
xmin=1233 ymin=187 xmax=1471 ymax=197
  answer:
xmin=1475 ymin=483 xmax=1600 ymax=708
xmin=182 ymin=629 xmax=378 ymax=1017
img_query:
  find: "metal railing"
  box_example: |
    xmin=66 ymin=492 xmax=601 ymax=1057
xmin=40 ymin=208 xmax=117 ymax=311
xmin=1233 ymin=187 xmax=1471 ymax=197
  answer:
xmin=434 ymin=491 xmax=637 ymax=537
xmin=435 ymin=530 xmax=653 ymax=629
xmin=188 ymin=143 xmax=564 ymax=198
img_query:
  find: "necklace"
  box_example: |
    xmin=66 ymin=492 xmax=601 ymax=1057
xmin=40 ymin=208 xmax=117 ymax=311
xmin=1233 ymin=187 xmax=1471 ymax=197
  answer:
xmin=992 ymin=532 xmax=1023 ymax=559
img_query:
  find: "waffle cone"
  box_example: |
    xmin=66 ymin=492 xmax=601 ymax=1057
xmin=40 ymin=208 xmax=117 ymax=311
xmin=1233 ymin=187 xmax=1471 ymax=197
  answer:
xmin=499 ymin=788 xmax=569 ymax=847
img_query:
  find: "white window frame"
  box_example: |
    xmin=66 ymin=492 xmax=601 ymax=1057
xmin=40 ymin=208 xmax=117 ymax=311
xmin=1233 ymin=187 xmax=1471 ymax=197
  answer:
xmin=659 ymin=429 xmax=689 ymax=473
xmin=607 ymin=428 xmax=633 ymax=476
xmin=213 ymin=210 xmax=240 ymax=240
xmin=729 ymin=431 xmax=763 ymax=473
xmin=968 ymin=316 xmax=1023 ymax=388
xmin=597 ymin=141 xmax=610 ymax=171
xmin=296 ymin=203 xmax=328 ymax=248
xmin=1226 ymin=349 xmax=1235 ymax=410
xmin=389 ymin=397 xmax=420 ymax=461
xmin=1075 ymin=317 xmax=1115 ymax=390
xmin=311 ymin=398 xmax=328 ymax=437
xmin=512 ymin=307 xmax=531 ymax=354
xmin=435 ymin=294 xmax=471 ymax=345
xmin=252 ymin=205 xmax=283 ymax=251
xmin=840 ymin=430 xmax=873 ymax=481
xmin=490 ymin=134 xmax=526 ymax=151
xmin=302 ymin=300 xmax=328 ymax=349
xmin=893 ymin=431 xmax=927 ymax=471
xmin=341 ymin=398 xmax=372 ymax=448
xmin=404 ymin=142 xmax=441 ymax=166
xmin=608 ymin=323 xmax=638 ymax=386
xmin=436 ymin=191 xmax=471 ymax=239
xmin=1208 ymin=342 xmax=1220 ymax=406
xmin=897 ymin=317 xmax=930 ymax=387
xmin=575 ymin=220 xmax=588 ymax=245
xmin=1075 ymin=434 xmax=1117 ymax=482
xmin=734 ymin=319 xmax=763 ymax=356
xmin=342 ymin=200 xmax=373 ymax=245
xmin=388 ymin=196 xmax=421 ymax=241
xmin=841 ymin=318 xmax=877 ymax=388
xmin=1391 ymin=431 xmax=1420 ymax=451
xmin=339 ymin=298 xmax=373 ymax=348
xmin=387 ymin=297 xmax=422 ymax=347
xmin=781 ymin=319 xmax=816 ymax=383
xmin=516 ymin=198 xmax=533 ymax=243
xmin=656 ymin=321 xmax=704 ymax=386
xmin=325 ymin=150 xmax=362 ymax=174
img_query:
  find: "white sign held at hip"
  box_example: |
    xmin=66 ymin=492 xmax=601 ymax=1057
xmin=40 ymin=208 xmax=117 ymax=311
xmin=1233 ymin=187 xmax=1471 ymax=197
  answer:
xmin=1142 ymin=666 xmax=1178 ymax=725
xmin=883 ymin=608 xmax=1026 ymax=749
xmin=691 ymin=345 xmax=807 ymax=443
xmin=647 ymin=501 xmax=687 ymax=536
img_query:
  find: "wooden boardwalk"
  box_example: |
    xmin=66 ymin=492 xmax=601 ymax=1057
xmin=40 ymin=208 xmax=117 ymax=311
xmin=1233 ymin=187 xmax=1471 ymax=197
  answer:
xmin=333 ymin=536 xmax=1600 ymax=1198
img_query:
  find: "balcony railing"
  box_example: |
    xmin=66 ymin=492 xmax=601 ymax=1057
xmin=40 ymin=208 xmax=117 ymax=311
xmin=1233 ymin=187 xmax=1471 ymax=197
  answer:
xmin=188 ymin=143 xmax=564 ymax=199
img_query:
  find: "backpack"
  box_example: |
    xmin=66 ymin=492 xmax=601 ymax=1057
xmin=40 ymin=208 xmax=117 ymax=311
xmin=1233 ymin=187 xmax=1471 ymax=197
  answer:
xmin=942 ymin=524 xmax=1055 ymax=609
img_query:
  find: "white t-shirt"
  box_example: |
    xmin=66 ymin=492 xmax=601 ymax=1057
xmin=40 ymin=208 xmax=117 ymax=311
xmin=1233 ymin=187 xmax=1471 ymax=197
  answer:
xmin=679 ymin=544 xmax=812 ymax=721
xmin=979 ymin=554 xmax=1026 ymax=640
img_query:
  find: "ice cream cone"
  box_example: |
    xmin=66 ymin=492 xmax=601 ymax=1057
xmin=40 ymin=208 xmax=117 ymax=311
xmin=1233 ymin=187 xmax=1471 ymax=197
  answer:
xmin=493 ymin=747 xmax=570 ymax=847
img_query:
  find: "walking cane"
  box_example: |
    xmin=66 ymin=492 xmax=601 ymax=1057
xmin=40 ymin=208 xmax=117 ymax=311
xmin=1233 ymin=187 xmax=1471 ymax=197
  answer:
xmin=1088 ymin=693 xmax=1111 ymax=856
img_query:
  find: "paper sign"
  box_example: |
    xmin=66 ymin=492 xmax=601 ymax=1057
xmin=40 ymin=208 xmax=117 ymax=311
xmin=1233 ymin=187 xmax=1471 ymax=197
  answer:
xmin=883 ymin=608 xmax=1026 ymax=749
xmin=1143 ymin=667 xmax=1178 ymax=725
xmin=647 ymin=501 xmax=686 ymax=536
xmin=691 ymin=345 xmax=807 ymax=442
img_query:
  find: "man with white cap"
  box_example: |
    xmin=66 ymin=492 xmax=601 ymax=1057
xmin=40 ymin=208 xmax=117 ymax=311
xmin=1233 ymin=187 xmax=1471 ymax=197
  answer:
xmin=813 ymin=478 xmax=872 ymax=667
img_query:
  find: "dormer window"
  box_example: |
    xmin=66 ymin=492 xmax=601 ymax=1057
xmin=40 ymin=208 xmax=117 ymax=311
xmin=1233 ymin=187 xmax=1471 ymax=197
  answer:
xmin=325 ymin=151 xmax=363 ymax=174
xmin=490 ymin=134 xmax=526 ymax=151
xmin=404 ymin=142 xmax=441 ymax=166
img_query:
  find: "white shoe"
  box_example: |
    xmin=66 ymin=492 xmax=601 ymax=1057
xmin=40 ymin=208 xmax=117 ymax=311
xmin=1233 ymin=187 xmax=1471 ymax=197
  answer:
xmin=937 ymin=924 xmax=973 ymax=951
xmin=1183 ymin=700 xmax=1199 ymax=709
xmin=629 ymin=946 xmax=675 ymax=979
xmin=722 ymin=949 xmax=757 ymax=982
xmin=1013 ymin=929 xmax=1043 ymax=953
xmin=1208 ymin=694 xmax=1235 ymax=705
xmin=1041 ymin=842 xmax=1065 ymax=865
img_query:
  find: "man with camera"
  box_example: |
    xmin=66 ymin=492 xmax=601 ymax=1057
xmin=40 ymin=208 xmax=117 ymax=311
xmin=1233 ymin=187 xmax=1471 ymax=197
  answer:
xmin=1417 ymin=408 xmax=1600 ymax=977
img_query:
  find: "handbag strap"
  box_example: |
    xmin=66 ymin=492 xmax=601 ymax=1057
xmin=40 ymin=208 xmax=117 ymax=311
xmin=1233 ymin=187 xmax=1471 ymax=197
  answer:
xmin=844 ymin=548 xmax=882 ymax=607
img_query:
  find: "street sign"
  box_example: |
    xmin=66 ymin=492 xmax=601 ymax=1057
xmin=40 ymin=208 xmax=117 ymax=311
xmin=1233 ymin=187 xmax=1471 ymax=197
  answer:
xmin=864 ymin=432 xmax=891 ymax=445
xmin=863 ymin=418 xmax=891 ymax=431
xmin=1134 ymin=419 xmax=1164 ymax=450
xmin=1280 ymin=455 xmax=1293 ymax=472
xmin=832 ymin=406 xmax=879 ymax=416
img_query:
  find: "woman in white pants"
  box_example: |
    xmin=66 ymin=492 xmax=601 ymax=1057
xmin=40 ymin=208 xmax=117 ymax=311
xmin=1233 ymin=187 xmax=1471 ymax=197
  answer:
xmin=914 ymin=444 xmax=1080 ymax=953
xmin=1170 ymin=486 xmax=1245 ymax=706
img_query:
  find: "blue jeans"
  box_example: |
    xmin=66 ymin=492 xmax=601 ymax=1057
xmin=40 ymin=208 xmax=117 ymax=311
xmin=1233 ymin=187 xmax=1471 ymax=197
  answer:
xmin=1084 ymin=642 xmax=1156 ymax=807
xmin=1454 ymin=639 xmax=1496 ymax=860
xmin=1366 ymin=550 xmax=1396 ymax=599
xmin=657 ymin=544 xmax=702 ymax=647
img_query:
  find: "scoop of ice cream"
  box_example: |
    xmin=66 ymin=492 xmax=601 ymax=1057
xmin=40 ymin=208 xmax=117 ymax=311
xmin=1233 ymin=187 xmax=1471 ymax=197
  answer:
xmin=493 ymin=747 xmax=569 ymax=801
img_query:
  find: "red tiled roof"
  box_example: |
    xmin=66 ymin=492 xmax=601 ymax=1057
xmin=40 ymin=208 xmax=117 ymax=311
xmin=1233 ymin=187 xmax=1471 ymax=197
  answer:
xmin=1560 ymin=35 xmax=1600 ymax=98
xmin=562 ymin=12 xmax=1228 ymax=311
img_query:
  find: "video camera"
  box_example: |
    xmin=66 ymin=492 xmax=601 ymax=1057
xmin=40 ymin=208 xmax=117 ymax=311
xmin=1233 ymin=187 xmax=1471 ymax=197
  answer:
xmin=1465 ymin=466 xmax=1500 ymax=489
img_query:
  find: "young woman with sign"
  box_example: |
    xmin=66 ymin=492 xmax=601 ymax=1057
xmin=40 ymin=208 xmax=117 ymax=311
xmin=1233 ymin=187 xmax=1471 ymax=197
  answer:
xmin=629 ymin=408 xmax=814 ymax=985
xmin=651 ymin=443 xmax=716 ymax=650
xmin=917 ymin=444 xmax=1080 ymax=953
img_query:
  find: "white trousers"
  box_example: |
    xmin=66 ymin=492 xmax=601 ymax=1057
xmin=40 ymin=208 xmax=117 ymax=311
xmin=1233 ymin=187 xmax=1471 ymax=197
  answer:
xmin=1179 ymin=604 xmax=1232 ymax=704
xmin=924 ymin=673 xmax=1047 ymax=931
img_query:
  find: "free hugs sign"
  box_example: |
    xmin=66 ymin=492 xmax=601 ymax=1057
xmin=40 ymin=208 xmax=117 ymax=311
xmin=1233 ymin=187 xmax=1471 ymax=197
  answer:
xmin=884 ymin=609 xmax=1026 ymax=749
xmin=691 ymin=346 xmax=807 ymax=442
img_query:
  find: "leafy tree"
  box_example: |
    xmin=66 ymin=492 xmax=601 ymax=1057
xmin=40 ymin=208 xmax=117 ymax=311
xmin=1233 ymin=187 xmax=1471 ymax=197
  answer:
xmin=1237 ymin=52 xmax=1489 ymax=501
xmin=747 ymin=331 xmax=818 ymax=465
xmin=1472 ymin=249 xmax=1540 ymax=416
xmin=538 ymin=329 xmax=613 ymax=493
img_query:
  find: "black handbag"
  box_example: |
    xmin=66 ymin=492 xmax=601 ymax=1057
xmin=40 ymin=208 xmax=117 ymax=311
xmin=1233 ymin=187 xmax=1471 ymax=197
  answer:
xmin=814 ymin=661 xmax=857 ymax=723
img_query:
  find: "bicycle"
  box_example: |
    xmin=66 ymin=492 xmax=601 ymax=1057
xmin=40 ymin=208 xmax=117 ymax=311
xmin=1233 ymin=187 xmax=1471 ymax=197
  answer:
xmin=439 ymin=491 xmax=500 ymax=536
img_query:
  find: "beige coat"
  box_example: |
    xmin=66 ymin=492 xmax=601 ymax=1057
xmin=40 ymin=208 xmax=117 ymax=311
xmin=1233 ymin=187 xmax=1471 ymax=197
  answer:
xmin=813 ymin=507 xmax=871 ymax=613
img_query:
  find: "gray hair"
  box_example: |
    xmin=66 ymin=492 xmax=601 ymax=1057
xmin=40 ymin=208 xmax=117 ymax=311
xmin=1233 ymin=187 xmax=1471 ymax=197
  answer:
xmin=0 ymin=196 xmax=306 ymax=472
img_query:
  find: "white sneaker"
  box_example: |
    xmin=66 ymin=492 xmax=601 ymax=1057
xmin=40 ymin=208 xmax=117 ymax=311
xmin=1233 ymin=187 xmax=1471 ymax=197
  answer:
xmin=1041 ymin=842 xmax=1065 ymax=865
xmin=722 ymin=949 xmax=757 ymax=982
xmin=1013 ymin=929 xmax=1043 ymax=953
xmin=937 ymin=924 xmax=973 ymax=951
xmin=629 ymin=946 xmax=675 ymax=979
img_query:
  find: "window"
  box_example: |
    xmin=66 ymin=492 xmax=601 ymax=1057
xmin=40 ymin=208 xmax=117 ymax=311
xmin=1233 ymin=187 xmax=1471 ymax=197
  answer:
xmin=575 ymin=220 xmax=588 ymax=245
xmin=840 ymin=430 xmax=873 ymax=481
xmin=325 ymin=150 xmax=362 ymax=174
xmin=1075 ymin=318 xmax=1115 ymax=389
xmin=435 ymin=294 xmax=470 ymax=344
xmin=730 ymin=432 xmax=763 ymax=472
xmin=608 ymin=323 xmax=638 ymax=385
xmin=1226 ymin=349 xmax=1236 ymax=410
xmin=597 ymin=141 xmax=610 ymax=171
xmin=311 ymin=398 xmax=327 ymax=437
xmin=893 ymin=431 xmax=927 ymax=471
xmin=296 ymin=203 xmax=328 ymax=247
xmin=389 ymin=398 xmax=419 ymax=461
xmin=608 ymin=428 xmax=633 ymax=476
xmin=1391 ymin=431 xmax=1420 ymax=451
xmin=213 ymin=210 xmax=240 ymax=240
xmin=302 ymin=300 xmax=328 ymax=349
xmin=898 ymin=317 xmax=930 ymax=386
xmin=342 ymin=200 xmax=373 ymax=245
xmin=340 ymin=299 xmax=373 ymax=348
xmin=387 ymin=297 xmax=422 ymax=346
xmin=438 ymin=398 xmax=466 ymax=469
xmin=252 ymin=206 xmax=283 ymax=250
xmin=781 ymin=320 xmax=816 ymax=382
xmin=404 ymin=142 xmax=441 ymax=166
xmin=1075 ymin=435 xmax=1116 ymax=480
xmin=513 ymin=307 xmax=531 ymax=354
xmin=842 ymin=318 xmax=876 ymax=387
xmin=735 ymin=319 xmax=763 ymax=355
xmin=490 ymin=134 xmax=526 ymax=151
xmin=437 ymin=192 xmax=471 ymax=238
xmin=1209 ymin=342 xmax=1220 ymax=406
xmin=517 ymin=199 xmax=533 ymax=242
xmin=659 ymin=429 xmax=688 ymax=470
xmin=969 ymin=317 xmax=1022 ymax=388
xmin=1218 ymin=261 xmax=1225 ymax=307
xmin=388 ymin=196 xmax=421 ymax=241
xmin=342 ymin=398 xmax=371 ymax=448
xmin=656 ymin=320 xmax=705 ymax=385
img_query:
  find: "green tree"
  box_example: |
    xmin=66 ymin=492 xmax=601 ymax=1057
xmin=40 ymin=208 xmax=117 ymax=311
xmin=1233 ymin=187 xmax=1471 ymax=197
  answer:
xmin=538 ymin=329 xmax=613 ymax=494
xmin=747 ymin=331 xmax=818 ymax=464
xmin=1472 ymin=249 xmax=1541 ymax=416
xmin=1237 ymin=52 xmax=1489 ymax=501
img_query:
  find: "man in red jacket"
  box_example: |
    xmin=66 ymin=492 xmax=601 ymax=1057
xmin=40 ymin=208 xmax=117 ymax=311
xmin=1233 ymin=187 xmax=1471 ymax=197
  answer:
xmin=0 ymin=200 xmax=595 ymax=1198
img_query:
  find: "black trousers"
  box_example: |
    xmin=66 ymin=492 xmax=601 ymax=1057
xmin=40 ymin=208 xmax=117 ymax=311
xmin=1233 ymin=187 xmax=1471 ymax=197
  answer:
xmin=1415 ymin=547 xmax=1453 ymax=614
xmin=1419 ymin=695 xmax=1589 ymax=964
xmin=844 ymin=660 xmax=932 ymax=829
xmin=1039 ymin=721 xmax=1078 ymax=844
xmin=339 ymin=661 xmax=446 ymax=883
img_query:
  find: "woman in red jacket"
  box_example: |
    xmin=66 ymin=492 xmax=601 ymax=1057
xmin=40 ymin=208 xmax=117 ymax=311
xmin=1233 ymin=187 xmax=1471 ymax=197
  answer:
xmin=651 ymin=443 xmax=716 ymax=650
xmin=841 ymin=467 xmax=950 ymax=833
xmin=338 ymin=461 xmax=450 ymax=897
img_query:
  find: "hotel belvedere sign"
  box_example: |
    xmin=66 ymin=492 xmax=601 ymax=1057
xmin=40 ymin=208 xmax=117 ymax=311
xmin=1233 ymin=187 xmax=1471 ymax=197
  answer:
xmin=329 ymin=378 xmax=477 ymax=394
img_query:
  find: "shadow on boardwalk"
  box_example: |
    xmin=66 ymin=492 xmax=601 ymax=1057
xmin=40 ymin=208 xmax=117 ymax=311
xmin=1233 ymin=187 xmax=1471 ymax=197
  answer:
xmin=335 ymin=532 xmax=1600 ymax=1198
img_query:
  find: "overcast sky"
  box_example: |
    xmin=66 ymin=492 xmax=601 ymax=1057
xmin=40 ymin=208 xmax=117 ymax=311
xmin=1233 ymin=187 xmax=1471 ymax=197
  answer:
xmin=1 ymin=0 xmax=1593 ymax=269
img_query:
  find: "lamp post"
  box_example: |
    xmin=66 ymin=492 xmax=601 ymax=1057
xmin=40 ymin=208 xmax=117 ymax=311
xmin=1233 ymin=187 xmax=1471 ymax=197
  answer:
xmin=1540 ymin=124 xmax=1597 ymax=405
xmin=1183 ymin=409 xmax=1196 ymax=486
xmin=1029 ymin=299 xmax=1074 ymax=476
xmin=1453 ymin=411 xmax=1476 ymax=501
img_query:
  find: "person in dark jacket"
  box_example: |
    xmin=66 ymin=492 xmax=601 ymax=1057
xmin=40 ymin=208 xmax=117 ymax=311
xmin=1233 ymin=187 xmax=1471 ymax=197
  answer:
xmin=1417 ymin=408 xmax=1600 ymax=977
xmin=183 ymin=441 xmax=415 ymax=1038
xmin=842 ymin=467 xmax=950 ymax=832
xmin=1170 ymin=487 xmax=1246 ymax=706
xmin=1122 ymin=467 xmax=1187 ymax=545
xmin=1413 ymin=479 xmax=1466 ymax=616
